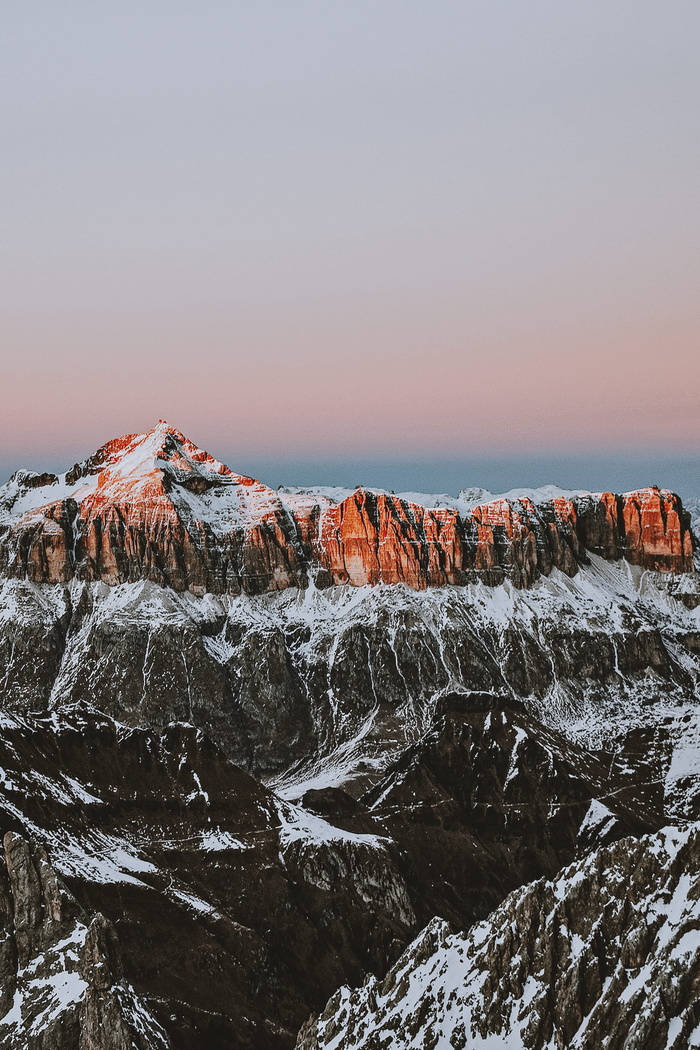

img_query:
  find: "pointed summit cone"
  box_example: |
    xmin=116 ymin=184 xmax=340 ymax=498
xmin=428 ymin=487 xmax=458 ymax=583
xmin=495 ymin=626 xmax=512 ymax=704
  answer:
xmin=68 ymin=423 xmax=302 ymax=594
xmin=67 ymin=421 xmax=236 ymax=497
xmin=0 ymin=423 xmax=305 ymax=594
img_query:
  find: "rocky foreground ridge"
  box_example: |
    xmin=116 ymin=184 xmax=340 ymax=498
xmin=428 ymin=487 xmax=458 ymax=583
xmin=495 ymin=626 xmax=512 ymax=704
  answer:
xmin=0 ymin=422 xmax=694 ymax=594
xmin=0 ymin=694 xmax=663 ymax=1048
xmin=0 ymin=831 xmax=169 ymax=1049
xmin=297 ymin=825 xmax=700 ymax=1050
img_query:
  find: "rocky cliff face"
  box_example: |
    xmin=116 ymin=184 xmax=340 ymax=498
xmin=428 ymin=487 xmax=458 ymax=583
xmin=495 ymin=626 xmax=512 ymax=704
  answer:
xmin=359 ymin=692 xmax=659 ymax=929
xmin=0 ymin=832 xmax=169 ymax=1050
xmin=0 ymin=552 xmax=699 ymax=803
xmin=0 ymin=695 xmax=663 ymax=1049
xmin=297 ymin=825 xmax=700 ymax=1050
xmin=0 ymin=423 xmax=307 ymax=595
xmin=0 ymin=422 xmax=694 ymax=595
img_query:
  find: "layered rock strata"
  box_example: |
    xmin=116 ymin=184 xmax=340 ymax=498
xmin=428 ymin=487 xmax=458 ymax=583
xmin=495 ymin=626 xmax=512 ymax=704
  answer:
xmin=0 ymin=422 xmax=694 ymax=595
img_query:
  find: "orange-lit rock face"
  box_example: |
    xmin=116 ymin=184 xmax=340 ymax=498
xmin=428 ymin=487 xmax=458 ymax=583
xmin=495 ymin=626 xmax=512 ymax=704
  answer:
xmin=619 ymin=488 xmax=694 ymax=572
xmin=317 ymin=492 xmax=464 ymax=589
xmin=572 ymin=489 xmax=694 ymax=575
xmin=0 ymin=424 xmax=694 ymax=594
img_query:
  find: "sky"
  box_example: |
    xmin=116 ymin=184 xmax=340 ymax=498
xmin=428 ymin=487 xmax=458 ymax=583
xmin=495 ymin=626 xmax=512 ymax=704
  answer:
xmin=1 ymin=2 xmax=699 ymax=493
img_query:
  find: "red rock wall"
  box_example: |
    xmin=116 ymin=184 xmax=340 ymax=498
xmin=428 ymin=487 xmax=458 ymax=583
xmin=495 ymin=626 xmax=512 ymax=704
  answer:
xmin=619 ymin=488 xmax=693 ymax=572
xmin=317 ymin=492 xmax=464 ymax=588
xmin=0 ymin=486 xmax=694 ymax=595
xmin=312 ymin=486 xmax=693 ymax=590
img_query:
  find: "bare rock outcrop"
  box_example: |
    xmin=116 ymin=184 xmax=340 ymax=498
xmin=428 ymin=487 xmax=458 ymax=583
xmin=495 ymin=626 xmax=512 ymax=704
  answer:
xmin=0 ymin=715 xmax=418 ymax=1049
xmin=360 ymin=693 xmax=661 ymax=929
xmin=0 ymin=832 xmax=169 ymax=1049
xmin=297 ymin=825 xmax=700 ymax=1050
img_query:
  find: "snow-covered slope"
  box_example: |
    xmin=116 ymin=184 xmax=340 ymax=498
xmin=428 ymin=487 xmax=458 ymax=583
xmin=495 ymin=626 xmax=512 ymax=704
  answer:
xmin=1 ymin=550 xmax=699 ymax=808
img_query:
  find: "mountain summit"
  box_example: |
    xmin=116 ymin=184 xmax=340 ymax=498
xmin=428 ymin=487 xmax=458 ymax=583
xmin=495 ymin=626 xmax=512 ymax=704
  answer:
xmin=68 ymin=420 xmax=237 ymax=490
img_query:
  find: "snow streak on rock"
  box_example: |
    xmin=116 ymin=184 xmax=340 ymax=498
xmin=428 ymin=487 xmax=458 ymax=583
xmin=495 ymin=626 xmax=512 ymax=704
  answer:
xmin=1 ymin=552 xmax=699 ymax=807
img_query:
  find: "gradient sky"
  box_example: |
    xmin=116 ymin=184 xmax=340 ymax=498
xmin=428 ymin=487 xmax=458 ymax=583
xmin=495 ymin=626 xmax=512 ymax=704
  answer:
xmin=1 ymin=2 xmax=699 ymax=489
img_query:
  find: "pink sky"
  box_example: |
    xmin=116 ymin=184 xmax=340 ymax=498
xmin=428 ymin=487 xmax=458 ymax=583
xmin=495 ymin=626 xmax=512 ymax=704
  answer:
xmin=1 ymin=3 xmax=698 ymax=467
xmin=4 ymin=302 xmax=698 ymax=464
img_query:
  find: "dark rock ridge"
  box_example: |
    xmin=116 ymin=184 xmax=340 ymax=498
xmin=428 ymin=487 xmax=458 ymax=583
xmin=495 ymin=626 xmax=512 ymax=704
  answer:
xmin=0 ymin=831 xmax=169 ymax=1049
xmin=0 ymin=699 xmax=659 ymax=1049
xmin=1 ymin=561 xmax=699 ymax=798
xmin=0 ymin=422 xmax=694 ymax=595
xmin=0 ymin=712 xmax=414 ymax=1049
xmin=296 ymin=825 xmax=700 ymax=1050
xmin=359 ymin=694 xmax=661 ymax=929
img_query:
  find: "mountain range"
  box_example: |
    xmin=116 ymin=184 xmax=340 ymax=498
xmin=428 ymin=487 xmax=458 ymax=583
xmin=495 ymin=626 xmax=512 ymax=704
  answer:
xmin=0 ymin=422 xmax=698 ymax=1048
